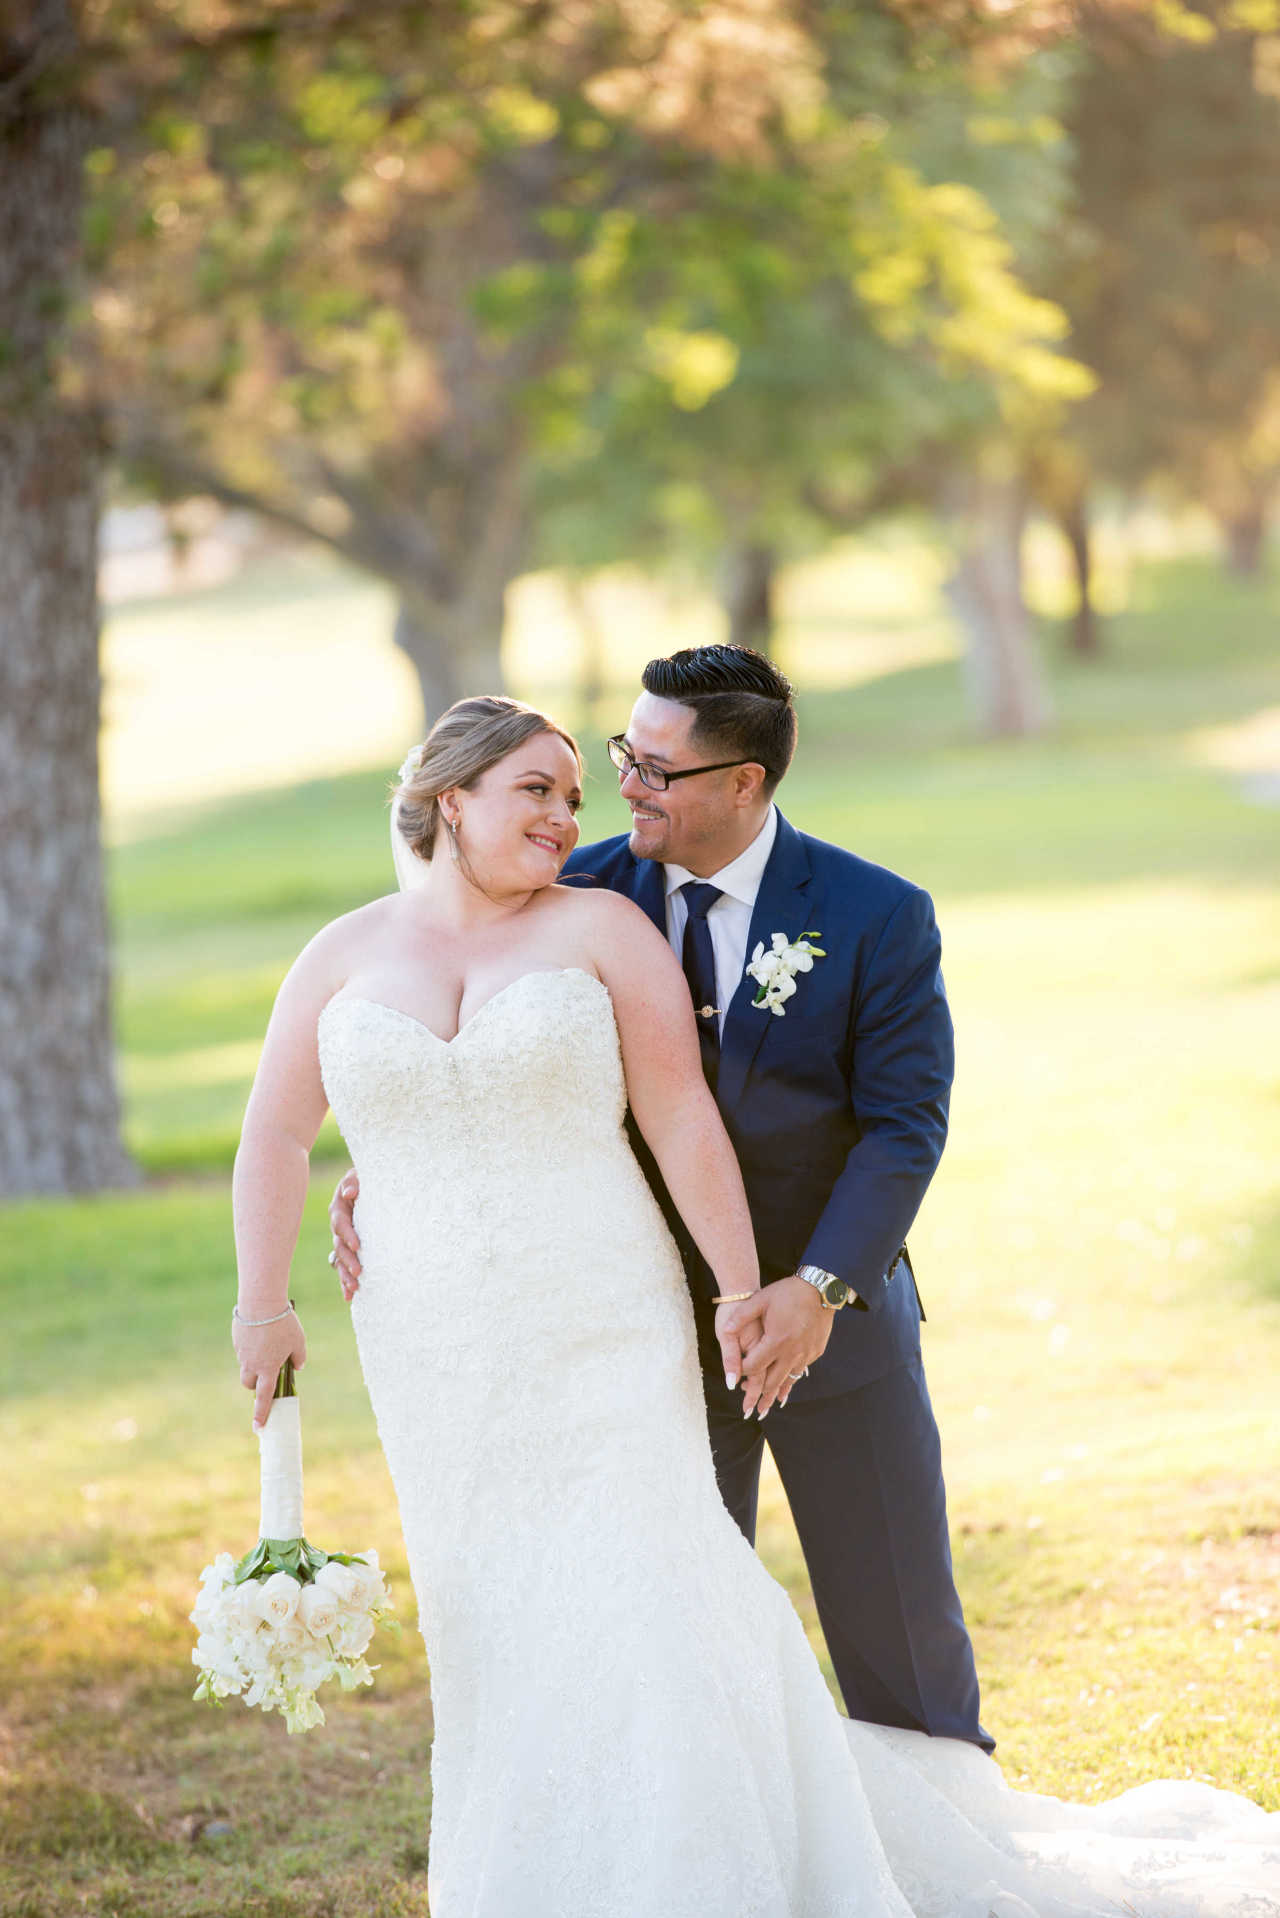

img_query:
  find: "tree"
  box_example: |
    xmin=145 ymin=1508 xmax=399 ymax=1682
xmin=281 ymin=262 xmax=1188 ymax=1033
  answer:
xmin=0 ymin=0 xmax=460 ymax=1197
xmin=91 ymin=4 xmax=837 ymax=718
xmin=1038 ymin=0 xmax=1280 ymax=640
xmin=90 ymin=3 xmax=1096 ymax=740
xmin=0 ymin=0 xmax=135 ymax=1195
xmin=528 ymin=9 xmax=1089 ymax=734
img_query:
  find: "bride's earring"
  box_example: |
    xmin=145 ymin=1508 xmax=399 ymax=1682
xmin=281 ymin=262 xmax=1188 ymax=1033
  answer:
xmin=446 ymin=814 xmax=461 ymax=865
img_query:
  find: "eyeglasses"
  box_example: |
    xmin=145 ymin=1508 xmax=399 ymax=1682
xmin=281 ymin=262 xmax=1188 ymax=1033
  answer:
xmin=607 ymin=735 xmax=765 ymax=793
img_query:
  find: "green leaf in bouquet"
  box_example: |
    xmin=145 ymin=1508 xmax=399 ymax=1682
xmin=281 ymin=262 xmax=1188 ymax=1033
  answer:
xmin=233 ymin=1539 xmax=272 ymax=1585
xmin=301 ymin=1542 xmax=331 ymax=1579
xmin=263 ymin=1538 xmax=306 ymax=1577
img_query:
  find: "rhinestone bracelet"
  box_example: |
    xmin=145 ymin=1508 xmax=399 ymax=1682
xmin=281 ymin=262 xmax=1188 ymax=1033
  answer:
xmin=233 ymin=1302 xmax=296 ymax=1327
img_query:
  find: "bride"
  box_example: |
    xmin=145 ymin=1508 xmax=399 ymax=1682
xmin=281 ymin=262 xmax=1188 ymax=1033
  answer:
xmin=231 ymin=696 xmax=1278 ymax=1918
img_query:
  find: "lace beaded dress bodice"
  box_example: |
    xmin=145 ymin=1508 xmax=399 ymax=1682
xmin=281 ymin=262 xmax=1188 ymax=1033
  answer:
xmin=318 ymin=971 xmax=1280 ymax=1918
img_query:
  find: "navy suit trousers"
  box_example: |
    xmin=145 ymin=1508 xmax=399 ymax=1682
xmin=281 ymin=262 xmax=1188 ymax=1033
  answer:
xmin=703 ymin=1357 xmax=994 ymax=1754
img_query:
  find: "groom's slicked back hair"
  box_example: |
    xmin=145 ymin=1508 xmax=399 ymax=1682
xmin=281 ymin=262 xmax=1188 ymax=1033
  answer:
xmin=394 ymin=695 xmax=582 ymax=861
xmin=641 ymin=646 xmax=797 ymax=797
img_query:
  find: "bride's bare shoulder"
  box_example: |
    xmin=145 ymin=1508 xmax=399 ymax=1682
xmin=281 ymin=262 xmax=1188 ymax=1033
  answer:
xmin=551 ymin=881 xmax=660 ymax=937
xmin=548 ymin=883 xmax=674 ymax=978
xmin=282 ymin=893 xmax=406 ymax=990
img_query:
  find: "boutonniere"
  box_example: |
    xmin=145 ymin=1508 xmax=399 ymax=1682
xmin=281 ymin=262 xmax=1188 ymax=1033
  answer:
xmin=745 ymin=931 xmax=825 ymax=1016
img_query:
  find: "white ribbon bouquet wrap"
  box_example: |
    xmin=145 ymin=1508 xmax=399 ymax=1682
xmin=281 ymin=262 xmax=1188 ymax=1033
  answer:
xmin=190 ymin=1361 xmax=394 ymax=1733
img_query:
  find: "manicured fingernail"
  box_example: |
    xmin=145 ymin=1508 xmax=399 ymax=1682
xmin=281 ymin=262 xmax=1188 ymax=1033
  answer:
xmin=757 ymin=1407 xmax=769 ymax=1421
xmin=725 ymin=1373 xmax=737 ymax=1391
xmin=742 ymin=1403 xmax=753 ymax=1421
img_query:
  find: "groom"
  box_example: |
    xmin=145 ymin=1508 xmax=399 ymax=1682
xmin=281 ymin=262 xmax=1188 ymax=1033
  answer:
xmin=332 ymin=644 xmax=991 ymax=1753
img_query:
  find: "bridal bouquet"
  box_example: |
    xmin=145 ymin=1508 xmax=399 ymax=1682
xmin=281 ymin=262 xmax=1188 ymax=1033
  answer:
xmin=190 ymin=1362 xmax=394 ymax=1733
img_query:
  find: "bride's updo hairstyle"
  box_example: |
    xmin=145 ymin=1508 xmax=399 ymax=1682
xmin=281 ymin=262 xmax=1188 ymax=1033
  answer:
xmin=394 ymin=695 xmax=584 ymax=861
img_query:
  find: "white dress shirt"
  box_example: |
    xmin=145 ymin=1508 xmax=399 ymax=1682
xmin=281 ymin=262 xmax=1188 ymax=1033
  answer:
xmin=663 ymin=806 xmax=778 ymax=1036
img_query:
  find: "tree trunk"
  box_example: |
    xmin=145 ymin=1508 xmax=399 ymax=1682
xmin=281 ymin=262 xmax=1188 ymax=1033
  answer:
xmin=943 ymin=466 xmax=1052 ymax=739
xmin=0 ymin=2 xmax=136 ymax=1196
xmin=721 ymin=542 xmax=776 ymax=655
xmin=1058 ymin=493 xmax=1102 ymax=659
xmin=563 ymin=574 xmax=607 ymax=728
xmin=391 ymin=587 xmax=509 ymax=733
xmin=1220 ymin=501 xmax=1268 ymax=578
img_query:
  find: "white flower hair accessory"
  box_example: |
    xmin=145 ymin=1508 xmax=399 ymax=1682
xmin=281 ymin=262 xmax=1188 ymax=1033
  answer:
xmin=397 ymin=743 xmax=426 ymax=785
xmin=745 ymin=930 xmax=825 ymax=1017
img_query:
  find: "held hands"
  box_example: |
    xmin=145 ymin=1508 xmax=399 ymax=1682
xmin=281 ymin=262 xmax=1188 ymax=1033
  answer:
xmin=327 ymin=1169 xmax=829 ymax=1419
xmin=736 ymin=1277 xmax=835 ymax=1419
xmin=714 ymin=1296 xmax=768 ymax=1400
xmin=232 ymin=1307 xmax=307 ymax=1432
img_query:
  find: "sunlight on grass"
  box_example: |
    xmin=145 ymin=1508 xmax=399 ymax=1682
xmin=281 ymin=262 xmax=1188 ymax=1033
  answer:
xmin=6 ymin=538 xmax=1279 ymax=1915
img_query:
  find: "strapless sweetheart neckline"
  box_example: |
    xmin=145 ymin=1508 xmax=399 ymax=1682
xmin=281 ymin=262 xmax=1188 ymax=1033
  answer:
xmin=320 ymin=965 xmax=608 ymax=1048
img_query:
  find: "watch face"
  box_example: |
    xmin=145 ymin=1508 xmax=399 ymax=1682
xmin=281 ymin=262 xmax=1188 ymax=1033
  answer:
xmin=822 ymin=1277 xmax=851 ymax=1308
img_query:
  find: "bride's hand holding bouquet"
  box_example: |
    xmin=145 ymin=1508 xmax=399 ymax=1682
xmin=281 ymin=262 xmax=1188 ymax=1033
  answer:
xmin=190 ymin=1302 xmax=394 ymax=1734
xmin=231 ymin=1297 xmax=307 ymax=1433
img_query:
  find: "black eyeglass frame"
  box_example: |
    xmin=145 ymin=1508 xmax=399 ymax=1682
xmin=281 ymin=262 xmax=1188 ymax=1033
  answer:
xmin=607 ymin=734 xmax=769 ymax=793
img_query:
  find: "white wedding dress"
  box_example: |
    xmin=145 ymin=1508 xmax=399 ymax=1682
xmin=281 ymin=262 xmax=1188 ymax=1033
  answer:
xmin=318 ymin=967 xmax=1279 ymax=1918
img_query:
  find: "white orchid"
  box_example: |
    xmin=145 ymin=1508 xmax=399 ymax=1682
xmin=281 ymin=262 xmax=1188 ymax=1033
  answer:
xmin=745 ymin=930 xmax=826 ymax=1016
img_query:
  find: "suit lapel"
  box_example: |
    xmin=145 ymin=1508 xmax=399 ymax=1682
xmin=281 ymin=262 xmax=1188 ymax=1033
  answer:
xmin=627 ymin=853 xmax=668 ymax=937
xmin=717 ymin=813 xmax=813 ymax=1110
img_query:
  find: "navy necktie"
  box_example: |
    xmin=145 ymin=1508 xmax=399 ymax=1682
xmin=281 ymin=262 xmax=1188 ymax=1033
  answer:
xmin=680 ymin=881 xmax=723 ymax=1090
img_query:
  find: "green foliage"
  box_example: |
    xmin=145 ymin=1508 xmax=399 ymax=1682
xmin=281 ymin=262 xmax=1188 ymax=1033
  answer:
xmin=528 ymin=18 xmax=1087 ymax=578
xmin=77 ymin=1 xmax=1090 ymax=641
xmin=1046 ymin=3 xmax=1280 ymax=524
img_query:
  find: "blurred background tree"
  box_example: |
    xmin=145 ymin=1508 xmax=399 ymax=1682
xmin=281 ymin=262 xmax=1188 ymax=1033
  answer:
xmin=0 ymin=0 xmax=135 ymax=1195
xmin=96 ymin=1 xmax=1085 ymax=733
xmin=3 ymin=0 xmax=1279 ymax=1195
xmin=1032 ymin=0 xmax=1280 ymax=654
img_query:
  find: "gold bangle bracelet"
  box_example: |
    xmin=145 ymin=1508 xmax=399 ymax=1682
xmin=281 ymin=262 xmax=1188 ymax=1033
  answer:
xmin=711 ymin=1291 xmax=756 ymax=1304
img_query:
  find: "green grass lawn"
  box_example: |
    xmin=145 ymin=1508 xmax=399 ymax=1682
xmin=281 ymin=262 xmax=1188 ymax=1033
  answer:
xmin=4 ymin=537 xmax=1279 ymax=1916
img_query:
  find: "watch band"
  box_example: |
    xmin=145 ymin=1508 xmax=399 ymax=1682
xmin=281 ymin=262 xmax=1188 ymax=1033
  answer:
xmin=795 ymin=1263 xmax=851 ymax=1308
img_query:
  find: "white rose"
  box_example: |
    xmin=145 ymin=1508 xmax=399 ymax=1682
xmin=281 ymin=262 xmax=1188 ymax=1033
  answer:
xmin=315 ymin=1560 xmax=363 ymax=1608
xmin=298 ymin=1583 xmax=340 ymax=1638
xmin=257 ymin=1570 xmax=302 ymax=1623
xmin=347 ymin=1555 xmax=387 ymax=1606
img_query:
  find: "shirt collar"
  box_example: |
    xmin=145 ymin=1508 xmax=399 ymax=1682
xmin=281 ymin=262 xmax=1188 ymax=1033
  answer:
xmin=664 ymin=805 xmax=778 ymax=908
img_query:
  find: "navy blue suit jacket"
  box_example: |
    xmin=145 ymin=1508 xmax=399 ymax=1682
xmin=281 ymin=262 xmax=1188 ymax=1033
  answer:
xmin=562 ymin=811 xmax=954 ymax=1400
